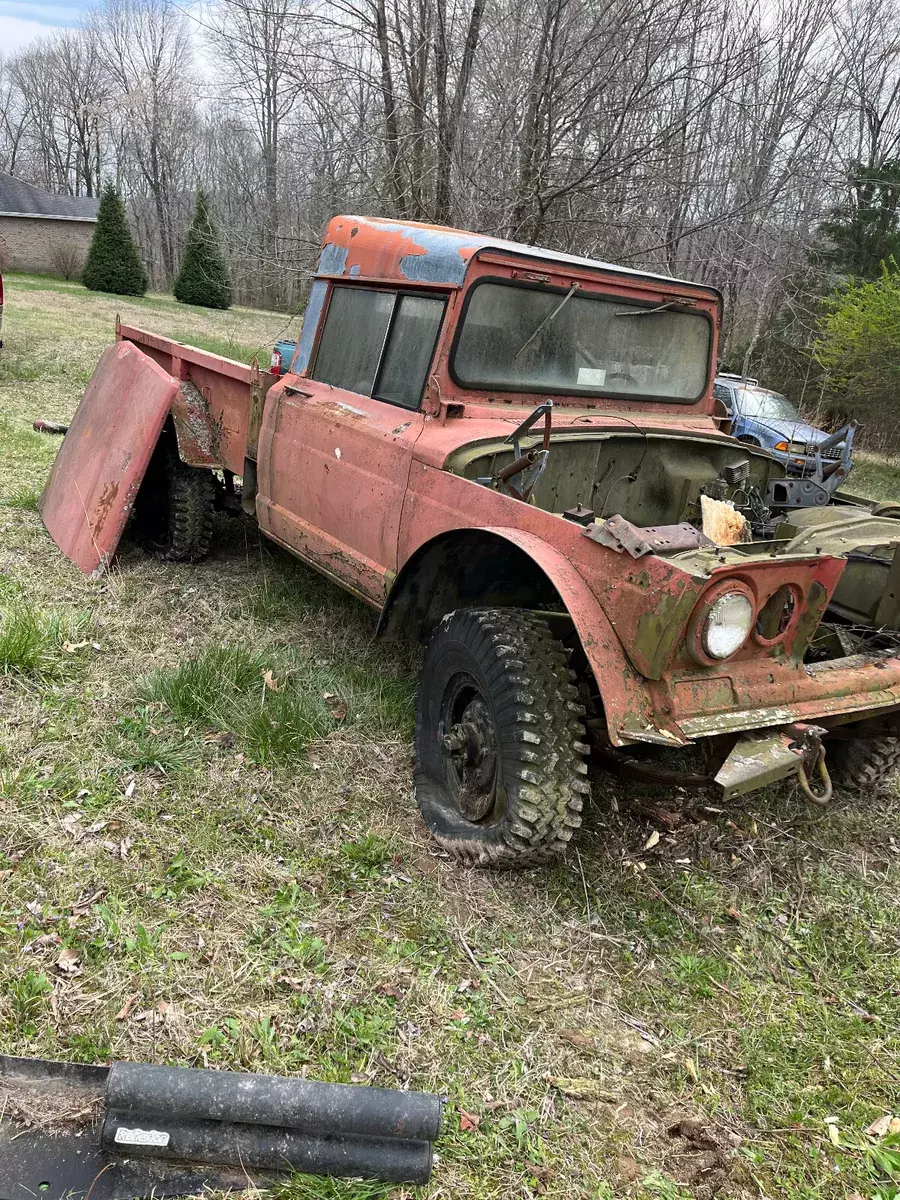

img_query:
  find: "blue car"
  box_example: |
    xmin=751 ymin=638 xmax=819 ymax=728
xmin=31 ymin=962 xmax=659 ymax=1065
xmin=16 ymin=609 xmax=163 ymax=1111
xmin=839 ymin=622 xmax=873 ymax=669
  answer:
xmin=713 ymin=374 xmax=855 ymax=495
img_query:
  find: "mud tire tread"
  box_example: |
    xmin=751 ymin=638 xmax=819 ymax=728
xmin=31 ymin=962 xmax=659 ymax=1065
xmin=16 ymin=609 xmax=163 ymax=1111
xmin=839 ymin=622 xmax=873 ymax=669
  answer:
xmin=414 ymin=607 xmax=589 ymax=869
xmin=161 ymin=449 xmax=216 ymax=562
xmin=828 ymin=737 xmax=900 ymax=791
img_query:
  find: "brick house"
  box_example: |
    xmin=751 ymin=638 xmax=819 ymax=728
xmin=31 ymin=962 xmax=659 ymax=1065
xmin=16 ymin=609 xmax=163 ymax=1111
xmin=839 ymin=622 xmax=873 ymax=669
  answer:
xmin=0 ymin=173 xmax=99 ymax=276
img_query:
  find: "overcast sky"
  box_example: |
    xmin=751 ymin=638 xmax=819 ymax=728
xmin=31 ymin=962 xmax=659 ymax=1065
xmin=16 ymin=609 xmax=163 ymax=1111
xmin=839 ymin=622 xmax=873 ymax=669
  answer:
xmin=0 ymin=0 xmax=84 ymax=52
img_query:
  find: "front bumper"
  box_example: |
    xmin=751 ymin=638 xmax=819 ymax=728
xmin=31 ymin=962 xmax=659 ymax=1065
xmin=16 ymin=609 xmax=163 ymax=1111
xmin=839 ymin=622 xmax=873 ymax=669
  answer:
xmin=615 ymin=652 xmax=900 ymax=754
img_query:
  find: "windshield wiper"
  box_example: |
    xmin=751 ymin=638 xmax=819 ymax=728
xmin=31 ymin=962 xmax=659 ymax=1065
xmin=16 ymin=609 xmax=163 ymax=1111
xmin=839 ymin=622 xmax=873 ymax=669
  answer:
xmin=614 ymin=302 xmax=676 ymax=317
xmin=514 ymin=284 xmax=577 ymax=360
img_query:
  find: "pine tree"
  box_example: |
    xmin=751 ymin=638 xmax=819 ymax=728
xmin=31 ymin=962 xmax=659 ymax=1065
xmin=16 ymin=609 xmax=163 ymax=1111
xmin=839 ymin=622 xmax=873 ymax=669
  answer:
xmin=173 ymin=190 xmax=232 ymax=310
xmin=82 ymin=184 xmax=148 ymax=297
xmin=817 ymin=161 xmax=900 ymax=280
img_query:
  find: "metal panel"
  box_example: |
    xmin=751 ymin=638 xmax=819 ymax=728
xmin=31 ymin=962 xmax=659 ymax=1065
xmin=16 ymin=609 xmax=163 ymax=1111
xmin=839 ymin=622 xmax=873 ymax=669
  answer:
xmin=39 ymin=341 xmax=177 ymax=576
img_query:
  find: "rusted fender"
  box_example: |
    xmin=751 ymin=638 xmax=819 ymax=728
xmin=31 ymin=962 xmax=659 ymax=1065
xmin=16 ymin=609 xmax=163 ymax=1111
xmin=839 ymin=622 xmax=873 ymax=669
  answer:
xmin=39 ymin=341 xmax=178 ymax=576
xmin=387 ymin=523 xmax=662 ymax=745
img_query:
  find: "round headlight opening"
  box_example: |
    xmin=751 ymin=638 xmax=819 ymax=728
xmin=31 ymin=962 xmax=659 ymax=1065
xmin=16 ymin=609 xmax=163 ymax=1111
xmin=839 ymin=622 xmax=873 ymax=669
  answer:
xmin=702 ymin=591 xmax=753 ymax=660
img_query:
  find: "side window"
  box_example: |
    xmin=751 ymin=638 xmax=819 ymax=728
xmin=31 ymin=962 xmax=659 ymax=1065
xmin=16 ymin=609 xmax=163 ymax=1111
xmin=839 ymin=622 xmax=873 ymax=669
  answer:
xmin=312 ymin=287 xmax=394 ymax=395
xmin=375 ymin=295 xmax=446 ymax=409
xmin=713 ymin=383 xmax=733 ymax=407
xmin=312 ymin=286 xmax=445 ymax=409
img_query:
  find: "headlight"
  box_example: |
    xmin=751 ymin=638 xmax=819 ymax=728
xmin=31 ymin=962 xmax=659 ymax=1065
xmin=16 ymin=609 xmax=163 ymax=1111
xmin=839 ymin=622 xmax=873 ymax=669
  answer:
xmin=702 ymin=591 xmax=754 ymax=659
xmin=788 ymin=441 xmax=808 ymax=453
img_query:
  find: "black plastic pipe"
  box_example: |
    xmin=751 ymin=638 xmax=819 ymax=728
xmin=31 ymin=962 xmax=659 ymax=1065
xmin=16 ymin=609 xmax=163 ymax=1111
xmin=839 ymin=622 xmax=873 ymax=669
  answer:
xmin=105 ymin=1063 xmax=443 ymax=1142
xmin=101 ymin=1110 xmax=433 ymax=1184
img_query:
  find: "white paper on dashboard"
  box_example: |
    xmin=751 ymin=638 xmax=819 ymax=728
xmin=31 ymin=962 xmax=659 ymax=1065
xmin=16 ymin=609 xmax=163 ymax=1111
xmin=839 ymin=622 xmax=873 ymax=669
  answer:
xmin=577 ymin=367 xmax=606 ymax=385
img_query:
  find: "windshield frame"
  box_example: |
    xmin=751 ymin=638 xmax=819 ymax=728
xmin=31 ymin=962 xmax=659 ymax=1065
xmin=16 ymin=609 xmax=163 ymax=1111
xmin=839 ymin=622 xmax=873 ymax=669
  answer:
xmin=449 ymin=276 xmax=714 ymax=405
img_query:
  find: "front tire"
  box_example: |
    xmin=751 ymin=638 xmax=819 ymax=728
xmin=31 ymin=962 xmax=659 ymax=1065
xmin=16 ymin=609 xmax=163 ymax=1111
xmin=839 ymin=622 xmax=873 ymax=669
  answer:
xmin=413 ymin=608 xmax=590 ymax=867
xmin=828 ymin=737 xmax=900 ymax=791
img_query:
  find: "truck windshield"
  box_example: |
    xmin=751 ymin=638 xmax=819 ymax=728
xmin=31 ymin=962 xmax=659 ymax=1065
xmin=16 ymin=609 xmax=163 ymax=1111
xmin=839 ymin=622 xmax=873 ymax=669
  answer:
xmin=734 ymin=388 xmax=799 ymax=421
xmin=452 ymin=280 xmax=711 ymax=401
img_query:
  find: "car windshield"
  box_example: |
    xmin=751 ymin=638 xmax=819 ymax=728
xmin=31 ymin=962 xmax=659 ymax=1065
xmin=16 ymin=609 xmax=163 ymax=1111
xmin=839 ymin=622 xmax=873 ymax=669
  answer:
xmin=453 ymin=281 xmax=711 ymax=401
xmin=733 ymin=387 xmax=799 ymax=421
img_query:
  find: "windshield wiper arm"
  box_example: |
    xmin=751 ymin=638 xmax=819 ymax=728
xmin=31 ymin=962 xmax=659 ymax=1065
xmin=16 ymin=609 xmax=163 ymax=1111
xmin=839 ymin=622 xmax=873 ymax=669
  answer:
xmin=514 ymin=285 xmax=577 ymax=360
xmin=614 ymin=302 xmax=676 ymax=317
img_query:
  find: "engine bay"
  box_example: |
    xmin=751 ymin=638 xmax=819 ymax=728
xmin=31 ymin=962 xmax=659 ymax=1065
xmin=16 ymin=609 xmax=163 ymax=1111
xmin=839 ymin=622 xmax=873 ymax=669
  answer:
xmin=450 ymin=427 xmax=900 ymax=659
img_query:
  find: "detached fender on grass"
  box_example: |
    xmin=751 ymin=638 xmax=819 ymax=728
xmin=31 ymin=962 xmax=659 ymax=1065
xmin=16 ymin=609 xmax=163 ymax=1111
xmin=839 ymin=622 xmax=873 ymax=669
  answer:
xmin=39 ymin=340 xmax=179 ymax=576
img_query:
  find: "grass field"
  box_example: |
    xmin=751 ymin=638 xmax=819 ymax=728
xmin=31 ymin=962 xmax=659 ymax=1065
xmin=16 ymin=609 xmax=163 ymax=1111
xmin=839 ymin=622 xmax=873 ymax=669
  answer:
xmin=2 ymin=273 xmax=900 ymax=1200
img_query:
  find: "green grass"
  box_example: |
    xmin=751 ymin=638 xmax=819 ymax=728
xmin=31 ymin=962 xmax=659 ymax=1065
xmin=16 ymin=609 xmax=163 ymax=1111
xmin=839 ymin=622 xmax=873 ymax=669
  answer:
xmin=1 ymin=272 xmax=900 ymax=1199
xmin=1 ymin=484 xmax=40 ymax=510
xmin=0 ymin=600 xmax=89 ymax=676
xmin=165 ymin=331 xmax=267 ymax=364
xmin=138 ymin=642 xmax=414 ymax=765
xmin=846 ymin=451 xmax=900 ymax=503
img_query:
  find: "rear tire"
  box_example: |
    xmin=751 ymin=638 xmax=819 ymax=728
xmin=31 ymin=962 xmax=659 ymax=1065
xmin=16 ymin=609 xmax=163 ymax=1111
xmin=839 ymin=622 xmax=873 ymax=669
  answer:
xmin=413 ymin=607 xmax=590 ymax=867
xmin=132 ymin=443 xmax=216 ymax=562
xmin=828 ymin=737 xmax=900 ymax=791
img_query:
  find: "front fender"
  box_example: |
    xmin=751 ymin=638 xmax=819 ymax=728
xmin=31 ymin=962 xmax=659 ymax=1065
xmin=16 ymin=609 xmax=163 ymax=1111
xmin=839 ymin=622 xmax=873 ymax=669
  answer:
xmin=381 ymin=524 xmax=665 ymax=747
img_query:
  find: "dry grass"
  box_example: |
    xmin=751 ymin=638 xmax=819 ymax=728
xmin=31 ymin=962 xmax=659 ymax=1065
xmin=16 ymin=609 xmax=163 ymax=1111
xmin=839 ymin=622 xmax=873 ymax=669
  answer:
xmin=1 ymin=275 xmax=900 ymax=1200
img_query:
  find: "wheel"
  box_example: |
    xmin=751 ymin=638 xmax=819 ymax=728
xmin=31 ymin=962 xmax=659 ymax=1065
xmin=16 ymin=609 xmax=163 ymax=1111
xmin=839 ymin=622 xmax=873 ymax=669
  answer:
xmin=413 ymin=607 xmax=590 ymax=867
xmin=828 ymin=737 xmax=900 ymax=791
xmin=131 ymin=442 xmax=216 ymax=561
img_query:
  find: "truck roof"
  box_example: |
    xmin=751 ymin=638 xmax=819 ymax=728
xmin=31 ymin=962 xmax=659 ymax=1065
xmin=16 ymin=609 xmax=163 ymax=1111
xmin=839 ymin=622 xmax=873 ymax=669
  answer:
xmin=318 ymin=215 xmax=721 ymax=300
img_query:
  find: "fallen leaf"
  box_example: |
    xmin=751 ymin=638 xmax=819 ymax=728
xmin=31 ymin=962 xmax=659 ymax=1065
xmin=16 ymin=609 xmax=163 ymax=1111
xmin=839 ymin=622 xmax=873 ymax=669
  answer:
xmin=31 ymin=933 xmax=62 ymax=951
xmin=56 ymin=947 xmax=81 ymax=976
xmin=330 ymin=701 xmax=348 ymax=721
xmin=375 ymin=982 xmax=404 ymax=999
xmin=644 ymin=830 xmax=660 ymax=850
xmin=62 ymin=640 xmax=89 ymax=653
xmin=684 ymin=1058 xmax=699 ymax=1081
xmin=60 ymin=813 xmax=82 ymax=838
xmin=617 ymin=1156 xmax=641 ymax=1183
xmin=867 ymin=1114 xmax=893 ymax=1138
xmin=116 ymin=993 xmax=139 ymax=1021
xmin=124 ymin=778 xmax=136 ymax=799
xmin=550 ymin=1077 xmax=616 ymax=1101
xmin=726 ymin=906 xmax=743 ymax=921
xmin=155 ymin=999 xmax=171 ymax=1015
xmin=827 ymin=1123 xmax=841 ymax=1147
xmin=559 ymin=1028 xmax=596 ymax=1049
xmin=262 ymin=669 xmax=280 ymax=692
xmin=891 ymin=1118 xmax=900 ymax=1135
xmin=459 ymin=1108 xmax=481 ymax=1132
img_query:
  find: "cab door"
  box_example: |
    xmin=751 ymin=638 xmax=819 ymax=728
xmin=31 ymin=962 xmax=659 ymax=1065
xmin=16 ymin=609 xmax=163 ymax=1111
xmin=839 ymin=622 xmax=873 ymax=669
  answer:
xmin=256 ymin=285 xmax=446 ymax=603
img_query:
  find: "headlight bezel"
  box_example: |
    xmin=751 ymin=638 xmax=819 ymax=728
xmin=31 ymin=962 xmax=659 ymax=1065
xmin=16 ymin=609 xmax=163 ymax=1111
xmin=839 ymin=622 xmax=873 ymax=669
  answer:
xmin=687 ymin=580 xmax=756 ymax=665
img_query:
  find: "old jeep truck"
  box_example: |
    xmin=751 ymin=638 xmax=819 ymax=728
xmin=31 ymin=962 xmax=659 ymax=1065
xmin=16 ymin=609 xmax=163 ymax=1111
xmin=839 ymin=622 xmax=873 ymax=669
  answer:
xmin=40 ymin=216 xmax=900 ymax=867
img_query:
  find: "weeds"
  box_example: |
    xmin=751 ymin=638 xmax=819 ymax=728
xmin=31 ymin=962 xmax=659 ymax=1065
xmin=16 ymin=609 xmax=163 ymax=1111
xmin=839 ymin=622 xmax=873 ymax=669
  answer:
xmin=6 ymin=971 xmax=52 ymax=1036
xmin=0 ymin=601 xmax=85 ymax=676
xmin=1 ymin=484 xmax=40 ymax=510
xmin=139 ymin=642 xmax=413 ymax=764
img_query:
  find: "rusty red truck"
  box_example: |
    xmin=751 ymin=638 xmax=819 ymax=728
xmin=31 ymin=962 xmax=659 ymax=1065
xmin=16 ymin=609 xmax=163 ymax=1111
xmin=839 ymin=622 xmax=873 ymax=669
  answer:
xmin=40 ymin=215 xmax=900 ymax=866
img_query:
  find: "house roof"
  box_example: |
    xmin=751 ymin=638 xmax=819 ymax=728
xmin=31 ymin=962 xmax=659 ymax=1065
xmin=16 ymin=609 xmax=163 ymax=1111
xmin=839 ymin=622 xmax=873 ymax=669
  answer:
xmin=0 ymin=173 xmax=99 ymax=222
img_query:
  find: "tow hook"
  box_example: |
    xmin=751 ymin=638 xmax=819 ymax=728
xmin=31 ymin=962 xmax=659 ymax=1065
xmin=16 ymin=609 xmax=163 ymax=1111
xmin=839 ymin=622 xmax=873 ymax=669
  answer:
xmin=786 ymin=723 xmax=833 ymax=806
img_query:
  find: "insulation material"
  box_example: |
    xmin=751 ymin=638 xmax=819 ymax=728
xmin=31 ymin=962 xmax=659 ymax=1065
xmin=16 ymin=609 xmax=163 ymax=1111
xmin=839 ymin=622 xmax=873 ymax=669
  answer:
xmin=700 ymin=494 xmax=750 ymax=546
